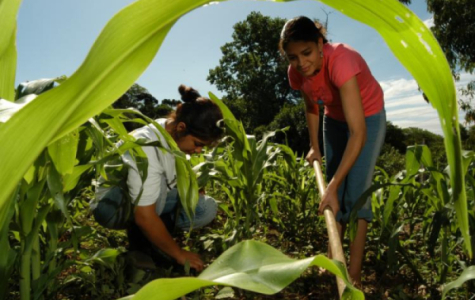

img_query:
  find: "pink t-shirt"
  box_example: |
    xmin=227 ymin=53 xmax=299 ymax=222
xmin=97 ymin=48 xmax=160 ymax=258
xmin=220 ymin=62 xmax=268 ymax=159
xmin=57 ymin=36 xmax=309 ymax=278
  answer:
xmin=288 ymin=43 xmax=384 ymax=121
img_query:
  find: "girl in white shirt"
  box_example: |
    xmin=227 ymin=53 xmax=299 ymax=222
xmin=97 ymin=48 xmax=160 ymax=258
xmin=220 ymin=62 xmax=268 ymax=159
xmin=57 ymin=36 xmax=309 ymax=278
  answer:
xmin=93 ymin=84 xmax=223 ymax=272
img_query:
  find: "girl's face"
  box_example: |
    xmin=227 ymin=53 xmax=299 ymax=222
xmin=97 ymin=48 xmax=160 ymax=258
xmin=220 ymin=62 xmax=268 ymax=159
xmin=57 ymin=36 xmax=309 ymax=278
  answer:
xmin=172 ymin=122 xmax=210 ymax=155
xmin=285 ymin=40 xmax=323 ymax=77
xmin=176 ymin=134 xmax=208 ymax=155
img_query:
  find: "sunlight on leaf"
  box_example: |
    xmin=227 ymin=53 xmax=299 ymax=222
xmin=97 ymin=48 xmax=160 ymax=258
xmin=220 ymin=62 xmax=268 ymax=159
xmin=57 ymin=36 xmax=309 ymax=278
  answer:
xmin=442 ymin=266 xmax=475 ymax=299
xmin=128 ymin=240 xmax=363 ymax=300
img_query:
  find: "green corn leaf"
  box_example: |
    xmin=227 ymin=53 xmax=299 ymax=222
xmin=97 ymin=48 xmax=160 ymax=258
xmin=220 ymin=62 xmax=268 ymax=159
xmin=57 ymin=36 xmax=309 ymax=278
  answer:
xmin=0 ymin=188 xmax=17 ymax=300
xmin=218 ymin=185 xmax=236 ymax=209
xmin=23 ymin=165 xmax=36 ymax=184
xmin=427 ymin=211 xmax=444 ymax=257
xmin=406 ymin=145 xmax=431 ymax=177
xmin=101 ymin=113 xmax=130 ymax=138
xmin=175 ymin=157 xmax=199 ymax=222
xmin=0 ymin=28 xmax=17 ymax=101
xmin=128 ymin=240 xmax=363 ymax=300
xmin=0 ymin=0 xmax=21 ymax=101
xmin=47 ymin=129 xmax=79 ymax=175
xmin=406 ymin=145 xmax=450 ymax=205
xmin=0 ymin=0 xmax=217 ymax=226
xmin=46 ymin=160 xmax=70 ymax=219
xmin=0 ymin=0 xmax=22 ymax=57
xmin=461 ymin=150 xmax=475 ymax=176
xmin=207 ymin=92 xmax=237 ymax=123
xmin=252 ymin=130 xmax=278 ymax=184
xmin=264 ymin=173 xmax=288 ymax=188
xmin=274 ymin=143 xmax=297 ymax=168
xmin=84 ymin=248 xmax=124 ymax=270
xmin=63 ymin=165 xmax=93 ymax=192
xmin=442 ymin=266 xmax=475 ymax=299
xmin=383 ymin=185 xmax=402 ymax=229
xmin=24 ymin=203 xmax=52 ymax=253
xmin=348 ymin=181 xmax=415 ymax=241
xmin=268 ymin=195 xmax=280 ymax=216
xmin=215 ymin=287 xmax=234 ymax=299
xmin=20 ymin=179 xmax=46 ymax=236
xmin=209 ymin=92 xmax=252 ymax=160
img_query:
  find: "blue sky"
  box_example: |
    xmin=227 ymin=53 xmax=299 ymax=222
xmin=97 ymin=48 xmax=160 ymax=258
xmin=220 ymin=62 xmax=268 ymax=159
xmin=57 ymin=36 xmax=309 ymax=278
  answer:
xmin=15 ymin=0 xmax=474 ymax=135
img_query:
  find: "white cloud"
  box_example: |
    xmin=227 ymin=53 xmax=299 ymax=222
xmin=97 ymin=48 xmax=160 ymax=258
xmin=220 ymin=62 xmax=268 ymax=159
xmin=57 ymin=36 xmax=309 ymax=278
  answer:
xmin=423 ymin=17 xmax=434 ymax=29
xmin=379 ymin=78 xmax=419 ymax=99
xmin=379 ymin=72 xmax=475 ymax=135
xmin=385 ymin=94 xmax=426 ymax=109
xmin=386 ymin=105 xmax=434 ymax=118
xmin=458 ymin=72 xmax=475 ymax=86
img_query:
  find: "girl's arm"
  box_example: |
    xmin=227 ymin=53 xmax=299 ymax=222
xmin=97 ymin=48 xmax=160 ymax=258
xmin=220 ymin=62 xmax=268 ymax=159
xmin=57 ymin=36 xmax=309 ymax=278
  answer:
xmin=134 ymin=205 xmax=204 ymax=271
xmin=303 ymin=92 xmax=322 ymax=164
xmin=318 ymin=76 xmax=366 ymax=215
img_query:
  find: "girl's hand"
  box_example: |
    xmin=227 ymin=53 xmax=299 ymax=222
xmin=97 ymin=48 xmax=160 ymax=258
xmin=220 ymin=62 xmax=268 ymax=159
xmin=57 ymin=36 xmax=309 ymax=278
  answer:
xmin=306 ymin=147 xmax=322 ymax=164
xmin=176 ymin=249 xmax=204 ymax=272
xmin=318 ymin=184 xmax=339 ymax=217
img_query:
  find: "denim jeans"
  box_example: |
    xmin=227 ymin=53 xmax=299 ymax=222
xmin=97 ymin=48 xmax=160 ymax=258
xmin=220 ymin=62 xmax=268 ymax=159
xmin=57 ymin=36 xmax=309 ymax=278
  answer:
xmin=92 ymin=186 xmax=218 ymax=230
xmin=161 ymin=188 xmax=218 ymax=230
xmin=323 ymin=109 xmax=386 ymax=223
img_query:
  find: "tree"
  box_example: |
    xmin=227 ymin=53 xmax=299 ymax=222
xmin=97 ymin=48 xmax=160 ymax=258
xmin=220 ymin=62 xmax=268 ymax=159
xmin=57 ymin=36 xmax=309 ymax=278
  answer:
xmin=376 ymin=122 xmax=407 ymax=175
xmin=402 ymin=127 xmax=447 ymax=167
xmin=267 ymin=102 xmax=310 ymax=155
xmin=377 ymin=145 xmax=406 ymax=176
xmin=384 ymin=121 xmax=407 ymax=154
xmin=426 ymin=0 xmax=475 ymax=124
xmin=161 ymin=99 xmax=181 ymax=108
xmin=460 ymin=123 xmax=475 ymax=150
xmin=465 ymin=125 xmax=475 ymax=150
xmin=113 ymin=83 xmax=176 ymax=131
xmin=207 ymin=12 xmax=300 ymax=132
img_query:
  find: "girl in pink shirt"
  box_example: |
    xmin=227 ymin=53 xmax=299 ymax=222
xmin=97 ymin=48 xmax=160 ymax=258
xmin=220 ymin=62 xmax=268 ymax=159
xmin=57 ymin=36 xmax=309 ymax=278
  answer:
xmin=280 ymin=16 xmax=386 ymax=287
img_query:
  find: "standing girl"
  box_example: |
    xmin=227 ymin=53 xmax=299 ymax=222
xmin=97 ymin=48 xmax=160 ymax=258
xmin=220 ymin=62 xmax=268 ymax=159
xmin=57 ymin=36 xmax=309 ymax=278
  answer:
xmin=280 ymin=16 xmax=386 ymax=286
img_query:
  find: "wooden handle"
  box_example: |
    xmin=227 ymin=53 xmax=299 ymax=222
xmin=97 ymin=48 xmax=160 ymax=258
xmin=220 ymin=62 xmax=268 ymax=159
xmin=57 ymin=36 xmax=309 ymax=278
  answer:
xmin=312 ymin=160 xmax=347 ymax=297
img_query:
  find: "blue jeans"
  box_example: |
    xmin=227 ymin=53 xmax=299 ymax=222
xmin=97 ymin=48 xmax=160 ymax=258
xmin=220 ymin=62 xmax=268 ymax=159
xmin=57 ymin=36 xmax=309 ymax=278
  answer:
xmin=161 ymin=188 xmax=218 ymax=230
xmin=93 ymin=187 xmax=217 ymax=230
xmin=323 ymin=109 xmax=386 ymax=223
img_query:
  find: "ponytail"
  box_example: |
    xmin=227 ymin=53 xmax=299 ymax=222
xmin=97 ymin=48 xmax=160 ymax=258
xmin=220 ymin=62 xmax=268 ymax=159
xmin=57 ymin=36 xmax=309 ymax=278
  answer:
xmin=168 ymin=84 xmax=224 ymax=142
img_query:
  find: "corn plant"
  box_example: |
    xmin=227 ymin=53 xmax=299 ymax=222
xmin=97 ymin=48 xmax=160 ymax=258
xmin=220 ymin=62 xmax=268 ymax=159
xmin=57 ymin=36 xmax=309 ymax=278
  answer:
xmin=68 ymin=248 xmax=129 ymax=299
xmin=196 ymin=93 xmax=306 ymax=242
xmin=190 ymin=107 xmax=319 ymax=252
xmin=1 ymin=0 xmax=469 ymax=250
xmin=122 ymin=240 xmax=364 ymax=300
xmin=355 ymin=146 xmax=475 ymax=297
xmin=261 ymin=145 xmax=319 ymax=237
xmin=0 ymin=0 xmax=471 ymax=299
xmin=0 ymin=79 xmax=90 ymax=300
xmin=1 ymin=78 xmax=193 ymax=299
xmin=0 ymin=0 xmax=206 ymax=238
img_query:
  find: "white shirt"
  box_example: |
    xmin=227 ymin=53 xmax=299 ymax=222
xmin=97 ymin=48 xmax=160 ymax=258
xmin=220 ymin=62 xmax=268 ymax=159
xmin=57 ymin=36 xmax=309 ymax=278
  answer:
xmin=96 ymin=119 xmax=176 ymax=215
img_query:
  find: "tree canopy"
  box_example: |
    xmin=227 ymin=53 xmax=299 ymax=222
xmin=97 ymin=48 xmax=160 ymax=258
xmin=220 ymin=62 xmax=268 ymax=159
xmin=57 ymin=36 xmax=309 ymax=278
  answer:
xmin=207 ymin=12 xmax=300 ymax=132
xmin=113 ymin=83 xmax=176 ymax=131
xmin=426 ymin=0 xmax=475 ymax=123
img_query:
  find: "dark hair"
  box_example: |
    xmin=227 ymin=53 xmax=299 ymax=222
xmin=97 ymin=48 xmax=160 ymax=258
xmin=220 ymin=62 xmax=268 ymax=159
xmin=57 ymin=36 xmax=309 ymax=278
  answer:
xmin=279 ymin=16 xmax=328 ymax=55
xmin=168 ymin=84 xmax=224 ymax=143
